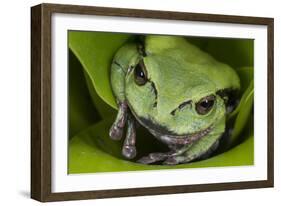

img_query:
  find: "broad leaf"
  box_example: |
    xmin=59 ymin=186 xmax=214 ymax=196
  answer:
xmin=68 ymin=50 xmax=101 ymax=138
xmin=69 ymin=31 xmax=132 ymax=110
xmin=205 ymin=38 xmax=254 ymax=68
xmin=68 ymin=34 xmax=254 ymax=173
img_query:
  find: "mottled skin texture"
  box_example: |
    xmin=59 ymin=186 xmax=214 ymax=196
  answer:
xmin=109 ymin=35 xmax=240 ymax=165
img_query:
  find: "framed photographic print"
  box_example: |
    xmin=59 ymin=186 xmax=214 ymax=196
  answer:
xmin=31 ymin=3 xmax=274 ymax=202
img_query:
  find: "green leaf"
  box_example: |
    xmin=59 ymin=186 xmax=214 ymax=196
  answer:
xmin=68 ymin=34 xmax=254 ymax=173
xmin=69 ymin=117 xmax=253 ymax=174
xmin=227 ymin=66 xmax=254 ymax=145
xmin=185 ymin=37 xmax=209 ymax=50
xmin=229 ymin=80 xmax=254 ymax=145
xmin=69 ymin=31 xmax=132 ymax=110
xmin=83 ymin=71 xmax=116 ymax=119
xmin=236 ymin=66 xmax=254 ymax=93
xmin=68 ymin=50 xmax=101 ymax=138
xmin=205 ymin=38 xmax=254 ymax=69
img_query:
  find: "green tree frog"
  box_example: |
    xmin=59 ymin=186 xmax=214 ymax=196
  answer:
xmin=109 ymin=35 xmax=240 ymax=165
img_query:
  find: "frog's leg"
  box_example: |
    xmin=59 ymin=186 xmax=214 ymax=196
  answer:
xmin=162 ymin=117 xmax=225 ymax=165
xmin=137 ymin=131 xmax=222 ymax=165
xmin=137 ymin=152 xmax=170 ymax=164
xmin=137 ymin=146 xmax=189 ymax=164
xmin=109 ymin=101 xmax=128 ymax=140
xmin=163 ymin=137 xmax=220 ymax=165
xmin=122 ymin=114 xmax=137 ymax=159
xmin=109 ymin=58 xmax=129 ymax=141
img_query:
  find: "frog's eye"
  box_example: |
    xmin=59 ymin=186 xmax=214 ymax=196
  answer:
xmin=134 ymin=59 xmax=147 ymax=86
xmin=195 ymin=95 xmax=216 ymax=115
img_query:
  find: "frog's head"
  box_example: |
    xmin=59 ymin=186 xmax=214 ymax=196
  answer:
xmin=121 ymin=36 xmax=240 ymax=145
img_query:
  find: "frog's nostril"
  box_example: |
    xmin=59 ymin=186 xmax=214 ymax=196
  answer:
xmin=170 ymin=100 xmax=192 ymax=116
xmin=179 ymin=100 xmax=192 ymax=110
xmin=170 ymin=109 xmax=176 ymax=116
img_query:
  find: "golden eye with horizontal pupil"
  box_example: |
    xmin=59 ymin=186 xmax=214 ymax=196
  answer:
xmin=196 ymin=95 xmax=216 ymax=115
xmin=134 ymin=59 xmax=147 ymax=86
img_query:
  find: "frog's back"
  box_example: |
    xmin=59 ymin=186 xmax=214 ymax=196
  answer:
xmin=145 ymin=35 xmax=240 ymax=92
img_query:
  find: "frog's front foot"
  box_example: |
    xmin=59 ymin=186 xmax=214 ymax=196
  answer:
xmin=109 ymin=125 xmax=124 ymax=141
xmin=109 ymin=102 xmax=128 ymax=140
xmin=122 ymin=114 xmax=137 ymax=159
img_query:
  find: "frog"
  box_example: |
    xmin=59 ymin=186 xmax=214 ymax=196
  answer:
xmin=109 ymin=35 xmax=240 ymax=165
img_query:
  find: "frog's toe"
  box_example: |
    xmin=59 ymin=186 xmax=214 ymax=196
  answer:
xmin=109 ymin=124 xmax=123 ymax=140
xmin=137 ymin=153 xmax=168 ymax=164
xmin=122 ymin=145 xmax=137 ymax=159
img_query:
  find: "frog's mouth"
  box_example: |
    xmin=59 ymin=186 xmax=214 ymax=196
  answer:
xmin=135 ymin=115 xmax=213 ymax=146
